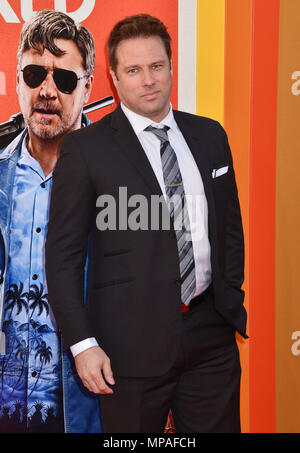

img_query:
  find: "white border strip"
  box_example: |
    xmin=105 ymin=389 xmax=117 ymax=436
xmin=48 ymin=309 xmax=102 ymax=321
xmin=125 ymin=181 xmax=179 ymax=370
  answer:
xmin=178 ymin=0 xmax=197 ymax=114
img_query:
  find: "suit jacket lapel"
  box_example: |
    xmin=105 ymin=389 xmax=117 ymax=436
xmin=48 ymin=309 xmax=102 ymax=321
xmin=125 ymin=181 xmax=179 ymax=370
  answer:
xmin=173 ymin=111 xmax=214 ymax=204
xmin=110 ymin=105 xmax=163 ymax=196
xmin=173 ymin=110 xmax=217 ymax=246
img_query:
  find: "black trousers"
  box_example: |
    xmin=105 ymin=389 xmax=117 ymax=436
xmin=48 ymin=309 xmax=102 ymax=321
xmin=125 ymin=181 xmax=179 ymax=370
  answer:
xmin=100 ymin=288 xmax=241 ymax=433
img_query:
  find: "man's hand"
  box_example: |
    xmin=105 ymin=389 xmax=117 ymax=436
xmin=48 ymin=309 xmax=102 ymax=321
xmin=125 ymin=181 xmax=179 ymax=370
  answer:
xmin=74 ymin=345 xmax=115 ymax=394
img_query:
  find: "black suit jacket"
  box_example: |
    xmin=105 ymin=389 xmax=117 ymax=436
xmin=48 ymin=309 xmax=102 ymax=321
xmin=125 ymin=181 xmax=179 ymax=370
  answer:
xmin=45 ymin=105 xmax=247 ymax=378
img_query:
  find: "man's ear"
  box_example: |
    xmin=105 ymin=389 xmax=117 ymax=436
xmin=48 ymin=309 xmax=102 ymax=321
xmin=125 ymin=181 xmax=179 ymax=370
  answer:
xmin=84 ymin=74 xmax=94 ymax=104
xmin=16 ymin=68 xmax=20 ymax=95
xmin=110 ymin=68 xmax=118 ymax=85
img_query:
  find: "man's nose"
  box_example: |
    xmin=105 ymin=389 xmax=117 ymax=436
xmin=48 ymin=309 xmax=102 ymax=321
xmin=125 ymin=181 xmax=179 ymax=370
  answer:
xmin=39 ymin=72 xmax=57 ymax=99
xmin=142 ymin=69 xmax=155 ymax=86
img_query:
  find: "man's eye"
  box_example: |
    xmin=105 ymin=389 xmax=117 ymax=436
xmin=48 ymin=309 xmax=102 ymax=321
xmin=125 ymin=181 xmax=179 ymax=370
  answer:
xmin=128 ymin=68 xmax=138 ymax=74
xmin=153 ymin=64 xmax=162 ymax=70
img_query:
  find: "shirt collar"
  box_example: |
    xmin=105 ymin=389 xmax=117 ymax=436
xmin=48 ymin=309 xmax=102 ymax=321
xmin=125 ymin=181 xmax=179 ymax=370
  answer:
xmin=120 ymin=102 xmax=178 ymax=135
xmin=19 ymin=133 xmax=52 ymax=181
xmin=19 ymin=133 xmax=36 ymax=166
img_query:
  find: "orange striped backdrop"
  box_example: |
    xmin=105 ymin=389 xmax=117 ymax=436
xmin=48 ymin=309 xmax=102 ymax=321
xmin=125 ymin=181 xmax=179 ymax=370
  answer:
xmin=195 ymin=0 xmax=300 ymax=433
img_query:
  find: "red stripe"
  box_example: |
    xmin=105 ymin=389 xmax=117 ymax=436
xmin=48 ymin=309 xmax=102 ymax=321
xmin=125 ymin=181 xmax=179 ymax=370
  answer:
xmin=249 ymin=0 xmax=280 ymax=433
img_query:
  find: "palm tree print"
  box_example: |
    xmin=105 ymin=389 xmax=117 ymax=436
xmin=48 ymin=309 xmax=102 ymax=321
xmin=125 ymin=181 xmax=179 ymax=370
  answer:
xmin=44 ymin=406 xmax=56 ymax=426
xmin=0 ymin=323 xmax=24 ymax=398
xmin=0 ymin=405 xmax=11 ymax=430
xmin=28 ymin=341 xmax=52 ymax=397
xmin=29 ymin=284 xmax=49 ymax=319
xmin=0 ymin=356 xmax=9 ymax=404
xmin=29 ymin=401 xmax=44 ymax=427
xmin=22 ymin=321 xmax=43 ymax=351
xmin=10 ymin=401 xmax=24 ymax=426
xmin=5 ymin=283 xmax=28 ymax=318
xmin=9 ymin=340 xmax=28 ymax=396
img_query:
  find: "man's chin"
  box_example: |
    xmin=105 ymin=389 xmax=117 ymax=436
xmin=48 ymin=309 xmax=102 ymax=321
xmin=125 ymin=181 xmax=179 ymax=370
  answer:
xmin=27 ymin=119 xmax=70 ymax=141
xmin=139 ymin=105 xmax=169 ymax=122
xmin=26 ymin=112 xmax=82 ymax=141
xmin=30 ymin=126 xmax=63 ymax=141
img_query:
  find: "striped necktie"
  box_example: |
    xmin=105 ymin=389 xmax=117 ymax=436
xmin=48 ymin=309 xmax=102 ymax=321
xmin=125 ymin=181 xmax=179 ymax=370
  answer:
xmin=145 ymin=125 xmax=196 ymax=306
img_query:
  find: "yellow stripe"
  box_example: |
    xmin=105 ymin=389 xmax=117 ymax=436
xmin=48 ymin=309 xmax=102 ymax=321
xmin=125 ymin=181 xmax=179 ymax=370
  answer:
xmin=196 ymin=0 xmax=225 ymax=124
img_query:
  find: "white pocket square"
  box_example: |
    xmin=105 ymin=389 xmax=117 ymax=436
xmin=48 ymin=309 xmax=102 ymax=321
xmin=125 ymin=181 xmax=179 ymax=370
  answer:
xmin=212 ymin=166 xmax=229 ymax=178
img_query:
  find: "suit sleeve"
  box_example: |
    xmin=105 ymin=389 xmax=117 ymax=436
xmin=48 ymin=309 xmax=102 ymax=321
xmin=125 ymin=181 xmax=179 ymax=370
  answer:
xmin=45 ymin=133 xmax=96 ymax=348
xmin=222 ymin=126 xmax=245 ymax=291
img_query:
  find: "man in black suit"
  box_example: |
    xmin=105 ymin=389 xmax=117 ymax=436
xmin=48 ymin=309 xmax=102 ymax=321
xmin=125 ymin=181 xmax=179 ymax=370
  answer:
xmin=45 ymin=14 xmax=247 ymax=433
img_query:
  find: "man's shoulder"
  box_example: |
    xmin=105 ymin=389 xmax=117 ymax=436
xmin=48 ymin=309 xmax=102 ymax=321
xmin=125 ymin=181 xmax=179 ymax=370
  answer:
xmin=0 ymin=130 xmax=25 ymax=160
xmin=174 ymin=109 xmax=222 ymax=128
xmin=173 ymin=109 xmax=226 ymax=139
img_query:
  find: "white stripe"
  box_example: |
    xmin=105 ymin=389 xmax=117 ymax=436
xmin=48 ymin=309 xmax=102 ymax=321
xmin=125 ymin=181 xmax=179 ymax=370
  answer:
xmin=178 ymin=0 xmax=197 ymax=114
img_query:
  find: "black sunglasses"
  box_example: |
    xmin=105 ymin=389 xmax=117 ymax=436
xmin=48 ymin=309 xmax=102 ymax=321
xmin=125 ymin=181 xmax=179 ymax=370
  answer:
xmin=21 ymin=64 xmax=88 ymax=94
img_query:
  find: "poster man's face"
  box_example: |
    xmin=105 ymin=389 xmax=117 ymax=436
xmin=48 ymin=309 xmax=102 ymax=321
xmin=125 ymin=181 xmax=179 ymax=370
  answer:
xmin=17 ymin=38 xmax=92 ymax=141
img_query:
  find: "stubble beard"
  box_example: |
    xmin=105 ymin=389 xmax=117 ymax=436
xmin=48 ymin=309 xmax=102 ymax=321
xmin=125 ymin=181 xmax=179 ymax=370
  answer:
xmin=26 ymin=112 xmax=81 ymax=141
xmin=25 ymin=96 xmax=85 ymax=140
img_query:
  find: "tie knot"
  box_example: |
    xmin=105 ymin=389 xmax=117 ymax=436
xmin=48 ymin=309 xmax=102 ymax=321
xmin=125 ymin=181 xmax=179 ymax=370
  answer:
xmin=145 ymin=125 xmax=169 ymax=142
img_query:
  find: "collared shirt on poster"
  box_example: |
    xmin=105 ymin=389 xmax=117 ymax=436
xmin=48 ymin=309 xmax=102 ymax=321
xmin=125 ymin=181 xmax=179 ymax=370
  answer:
xmin=0 ymin=136 xmax=63 ymax=432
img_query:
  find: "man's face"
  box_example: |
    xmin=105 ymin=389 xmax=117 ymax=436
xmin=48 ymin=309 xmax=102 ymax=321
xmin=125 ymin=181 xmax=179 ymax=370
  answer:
xmin=110 ymin=36 xmax=173 ymax=122
xmin=17 ymin=39 xmax=93 ymax=141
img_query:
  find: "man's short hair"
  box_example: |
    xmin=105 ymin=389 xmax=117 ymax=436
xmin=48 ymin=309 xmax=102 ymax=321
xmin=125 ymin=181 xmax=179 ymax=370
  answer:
xmin=17 ymin=9 xmax=95 ymax=76
xmin=108 ymin=14 xmax=172 ymax=73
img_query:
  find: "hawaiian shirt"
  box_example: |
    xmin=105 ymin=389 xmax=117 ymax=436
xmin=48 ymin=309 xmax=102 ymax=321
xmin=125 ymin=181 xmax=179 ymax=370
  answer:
xmin=0 ymin=136 xmax=63 ymax=433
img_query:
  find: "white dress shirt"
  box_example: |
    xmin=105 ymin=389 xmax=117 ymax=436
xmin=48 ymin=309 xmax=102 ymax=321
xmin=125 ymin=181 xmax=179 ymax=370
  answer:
xmin=70 ymin=103 xmax=212 ymax=357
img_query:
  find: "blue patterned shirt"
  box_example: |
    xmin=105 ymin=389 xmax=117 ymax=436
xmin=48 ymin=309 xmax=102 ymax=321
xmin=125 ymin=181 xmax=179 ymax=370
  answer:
xmin=0 ymin=135 xmax=63 ymax=432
